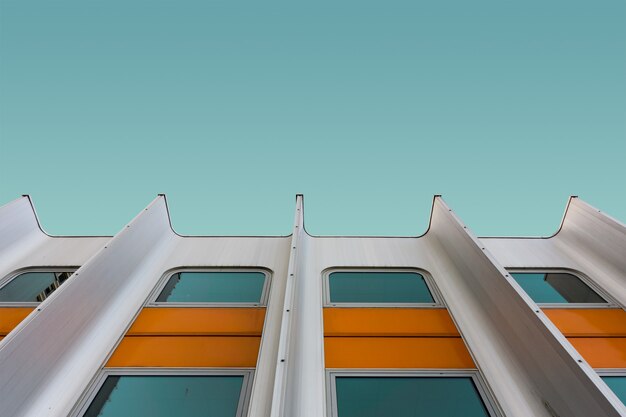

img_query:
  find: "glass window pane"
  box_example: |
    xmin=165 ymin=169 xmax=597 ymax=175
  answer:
xmin=156 ymin=272 xmax=266 ymax=303
xmin=0 ymin=271 xmax=74 ymax=302
xmin=329 ymin=272 xmax=434 ymax=303
xmin=602 ymin=376 xmax=626 ymax=405
xmin=84 ymin=375 xmax=244 ymax=417
xmin=510 ymin=272 xmax=606 ymax=304
xmin=335 ymin=376 xmax=490 ymax=417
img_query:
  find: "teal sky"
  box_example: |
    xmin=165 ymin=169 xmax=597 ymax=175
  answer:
xmin=1 ymin=0 xmax=625 ymax=237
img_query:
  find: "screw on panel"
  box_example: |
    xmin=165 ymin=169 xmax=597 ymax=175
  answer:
xmin=280 ymin=359 xmax=285 ymax=362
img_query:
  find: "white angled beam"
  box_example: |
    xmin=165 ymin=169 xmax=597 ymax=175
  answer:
xmin=426 ymin=196 xmax=625 ymax=417
xmin=270 ymin=194 xmax=325 ymax=417
xmin=0 ymin=196 xmax=177 ymax=417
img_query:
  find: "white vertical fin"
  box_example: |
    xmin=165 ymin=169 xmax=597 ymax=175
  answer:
xmin=270 ymin=195 xmax=325 ymax=417
xmin=0 ymin=196 xmax=48 ymax=274
xmin=426 ymin=196 xmax=625 ymax=417
xmin=0 ymin=196 xmax=177 ymax=417
xmin=555 ymin=197 xmax=626 ymax=307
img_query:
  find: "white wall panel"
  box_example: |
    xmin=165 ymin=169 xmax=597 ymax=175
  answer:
xmin=0 ymin=194 xmax=624 ymax=417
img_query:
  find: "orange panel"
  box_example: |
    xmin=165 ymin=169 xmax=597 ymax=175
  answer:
xmin=106 ymin=336 xmax=261 ymax=368
xmin=0 ymin=307 xmax=35 ymax=335
xmin=569 ymin=338 xmax=626 ymax=368
xmin=128 ymin=308 xmax=266 ymax=335
xmin=325 ymin=337 xmax=474 ymax=368
xmin=324 ymin=308 xmax=459 ymax=337
xmin=545 ymin=309 xmax=626 ymax=337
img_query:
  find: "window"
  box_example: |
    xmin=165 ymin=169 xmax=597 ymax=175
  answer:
xmin=596 ymin=371 xmax=626 ymax=406
xmin=151 ymin=269 xmax=269 ymax=306
xmin=76 ymin=370 xmax=252 ymax=417
xmin=324 ymin=269 xmax=439 ymax=306
xmin=0 ymin=269 xmax=76 ymax=303
xmin=509 ymin=271 xmax=607 ymax=305
xmin=328 ymin=371 xmax=496 ymax=417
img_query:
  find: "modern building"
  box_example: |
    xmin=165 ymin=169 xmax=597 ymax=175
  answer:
xmin=0 ymin=194 xmax=625 ymax=417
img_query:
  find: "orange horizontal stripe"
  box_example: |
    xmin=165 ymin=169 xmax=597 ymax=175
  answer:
xmin=107 ymin=336 xmax=260 ymax=368
xmin=545 ymin=309 xmax=626 ymax=337
xmin=324 ymin=337 xmax=474 ymax=368
xmin=127 ymin=307 xmax=266 ymax=336
xmin=569 ymin=338 xmax=626 ymax=368
xmin=324 ymin=308 xmax=458 ymax=337
xmin=0 ymin=307 xmax=35 ymax=335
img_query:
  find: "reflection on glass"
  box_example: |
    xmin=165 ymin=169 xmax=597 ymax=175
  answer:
xmin=329 ymin=272 xmax=434 ymax=303
xmin=510 ymin=272 xmax=606 ymax=304
xmin=84 ymin=375 xmax=244 ymax=417
xmin=0 ymin=271 xmax=74 ymax=302
xmin=602 ymin=376 xmax=626 ymax=405
xmin=156 ymin=272 xmax=266 ymax=303
xmin=335 ymin=376 xmax=490 ymax=417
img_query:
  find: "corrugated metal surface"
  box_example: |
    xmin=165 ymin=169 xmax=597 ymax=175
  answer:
xmin=0 ymin=194 xmax=624 ymax=417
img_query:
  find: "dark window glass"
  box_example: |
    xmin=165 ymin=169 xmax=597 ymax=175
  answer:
xmin=335 ymin=376 xmax=490 ymax=417
xmin=328 ymin=272 xmax=434 ymax=303
xmin=510 ymin=272 xmax=606 ymax=304
xmin=156 ymin=271 xmax=266 ymax=303
xmin=602 ymin=376 xmax=626 ymax=405
xmin=0 ymin=271 xmax=74 ymax=302
xmin=84 ymin=375 xmax=244 ymax=417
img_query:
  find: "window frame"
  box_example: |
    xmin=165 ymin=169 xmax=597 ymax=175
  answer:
xmin=598 ymin=370 xmax=626 ymax=376
xmin=0 ymin=267 xmax=79 ymax=307
xmin=70 ymin=368 xmax=255 ymax=417
xmin=322 ymin=268 xmax=443 ymax=308
xmin=326 ymin=369 xmax=501 ymax=417
xmin=146 ymin=267 xmax=272 ymax=307
xmin=506 ymin=268 xmax=616 ymax=309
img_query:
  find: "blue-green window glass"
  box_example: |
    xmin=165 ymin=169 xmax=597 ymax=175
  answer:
xmin=328 ymin=271 xmax=435 ymax=303
xmin=83 ymin=375 xmax=244 ymax=417
xmin=335 ymin=376 xmax=490 ymax=417
xmin=510 ymin=272 xmax=606 ymax=304
xmin=0 ymin=271 xmax=74 ymax=302
xmin=156 ymin=271 xmax=266 ymax=303
xmin=602 ymin=376 xmax=626 ymax=405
